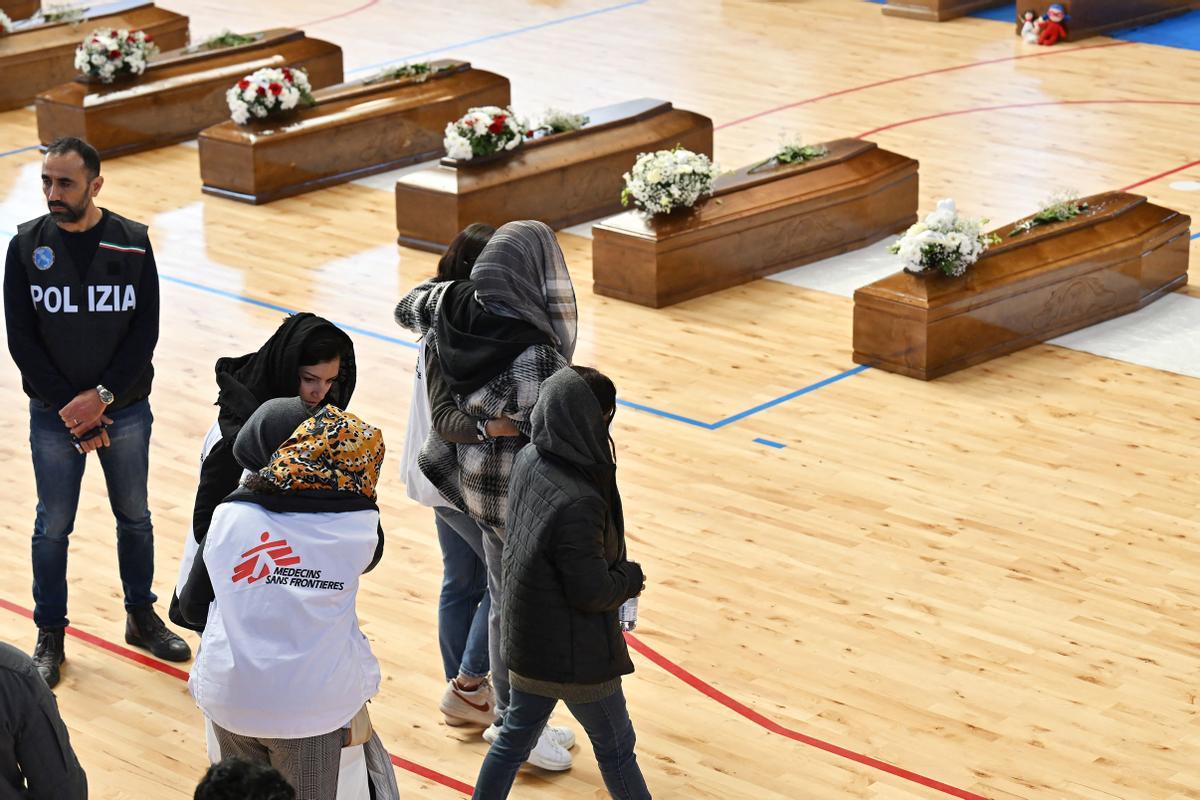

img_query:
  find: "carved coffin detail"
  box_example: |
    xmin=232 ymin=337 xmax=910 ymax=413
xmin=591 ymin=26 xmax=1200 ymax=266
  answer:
xmin=36 ymin=29 xmax=344 ymax=157
xmin=393 ymin=98 xmax=713 ymax=252
xmin=852 ymin=192 xmax=1191 ymax=379
xmin=591 ymin=139 xmax=919 ymax=308
xmin=197 ymin=61 xmax=510 ymax=203
xmin=1 ymin=1 xmax=189 ymax=111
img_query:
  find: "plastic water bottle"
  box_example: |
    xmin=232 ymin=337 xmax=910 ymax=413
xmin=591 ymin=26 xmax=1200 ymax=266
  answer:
xmin=619 ymin=597 xmax=639 ymax=632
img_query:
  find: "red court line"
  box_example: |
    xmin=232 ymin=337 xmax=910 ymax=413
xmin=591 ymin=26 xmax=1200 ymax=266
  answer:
xmin=0 ymin=597 xmax=473 ymax=796
xmin=1122 ymin=158 xmax=1200 ymax=192
xmin=294 ymin=0 xmax=381 ymax=28
xmin=857 ymin=98 xmax=1200 ymax=139
xmin=624 ymin=632 xmax=988 ymax=800
xmin=392 ymin=754 xmax=474 ymax=795
xmin=714 ymin=40 xmax=1134 ymax=130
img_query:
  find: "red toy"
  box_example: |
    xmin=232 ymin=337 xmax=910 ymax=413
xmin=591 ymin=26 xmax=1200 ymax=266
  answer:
xmin=1037 ymin=4 xmax=1068 ymax=46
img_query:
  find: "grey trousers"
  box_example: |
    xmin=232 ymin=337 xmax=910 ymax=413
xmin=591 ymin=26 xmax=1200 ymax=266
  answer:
xmin=212 ymin=723 xmax=344 ymax=800
xmin=481 ymin=524 xmax=510 ymax=717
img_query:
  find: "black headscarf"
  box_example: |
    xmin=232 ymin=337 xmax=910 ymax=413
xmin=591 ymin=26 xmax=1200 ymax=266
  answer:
xmin=435 ymin=281 xmax=550 ymax=396
xmin=213 ymin=313 xmax=356 ymax=438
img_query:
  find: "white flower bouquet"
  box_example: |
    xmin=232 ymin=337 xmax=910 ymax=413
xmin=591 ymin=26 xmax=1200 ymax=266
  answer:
xmin=443 ymin=106 xmax=526 ymax=161
xmin=365 ymin=62 xmax=438 ymax=86
xmin=74 ymin=29 xmax=158 ymax=83
xmin=1 ymin=11 xmax=13 ymax=34
xmin=532 ymin=108 xmax=589 ymax=135
xmin=888 ymin=198 xmax=1000 ymax=278
xmin=620 ymin=146 xmax=718 ymax=215
xmin=1009 ymin=189 xmax=1089 ymax=236
xmin=226 ymin=66 xmax=314 ymax=125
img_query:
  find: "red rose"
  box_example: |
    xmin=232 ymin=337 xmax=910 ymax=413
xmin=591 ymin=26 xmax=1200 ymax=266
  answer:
xmin=487 ymin=114 xmax=507 ymax=135
xmin=237 ymin=79 xmax=250 ymax=90
xmin=282 ymin=68 xmax=293 ymax=80
xmin=268 ymin=82 xmax=283 ymax=95
xmin=144 ymin=33 xmax=152 ymax=41
xmin=109 ymin=50 xmax=120 ymax=58
xmin=110 ymin=30 xmax=117 ymax=37
xmin=256 ymin=86 xmax=266 ymax=96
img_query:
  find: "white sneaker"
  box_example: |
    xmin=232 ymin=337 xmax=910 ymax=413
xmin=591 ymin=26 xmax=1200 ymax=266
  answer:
xmin=484 ymin=722 xmax=575 ymax=770
xmin=544 ymin=724 xmax=576 ymax=751
xmin=527 ymin=728 xmax=573 ymax=771
xmin=439 ymin=678 xmax=497 ymax=728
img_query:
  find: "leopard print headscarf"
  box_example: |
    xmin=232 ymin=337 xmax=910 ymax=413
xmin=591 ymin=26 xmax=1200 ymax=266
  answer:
xmin=260 ymin=405 xmax=385 ymax=500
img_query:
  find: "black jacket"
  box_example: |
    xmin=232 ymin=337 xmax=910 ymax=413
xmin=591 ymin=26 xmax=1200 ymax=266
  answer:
xmin=4 ymin=210 xmax=157 ymax=411
xmin=501 ymin=368 xmax=643 ymax=686
xmin=0 ymin=642 xmax=88 ymax=799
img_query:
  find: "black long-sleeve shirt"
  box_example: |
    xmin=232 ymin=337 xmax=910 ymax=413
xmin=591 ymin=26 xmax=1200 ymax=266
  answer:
xmin=3 ymin=221 xmax=160 ymax=410
xmin=0 ymin=642 xmax=88 ymax=799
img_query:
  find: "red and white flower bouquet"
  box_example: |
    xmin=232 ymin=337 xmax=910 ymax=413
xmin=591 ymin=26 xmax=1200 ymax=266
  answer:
xmin=443 ymin=106 xmax=526 ymax=161
xmin=226 ymin=66 xmax=314 ymax=125
xmin=74 ymin=29 xmax=158 ymax=83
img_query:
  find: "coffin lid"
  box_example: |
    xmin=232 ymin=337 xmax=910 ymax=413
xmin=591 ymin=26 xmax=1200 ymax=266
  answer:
xmin=855 ymin=191 xmax=1191 ymax=316
xmin=597 ymin=138 xmax=899 ymax=238
xmin=440 ymin=98 xmax=675 ymax=169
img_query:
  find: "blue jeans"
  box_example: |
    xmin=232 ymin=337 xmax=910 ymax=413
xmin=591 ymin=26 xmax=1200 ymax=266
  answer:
xmin=29 ymin=398 xmax=156 ymax=629
xmin=472 ymin=686 xmax=651 ymax=800
xmin=434 ymin=507 xmax=490 ymax=680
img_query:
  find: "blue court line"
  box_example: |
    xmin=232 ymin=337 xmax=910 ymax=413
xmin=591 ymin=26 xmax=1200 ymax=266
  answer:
xmin=0 ymin=145 xmax=39 ymax=159
xmin=158 ymin=273 xmax=420 ymax=350
xmin=347 ymin=0 xmax=649 ymax=75
xmin=161 ymin=274 xmax=871 ymax=428
xmin=753 ymin=438 xmax=787 ymax=449
xmin=0 ymin=228 xmax=868 ymax=427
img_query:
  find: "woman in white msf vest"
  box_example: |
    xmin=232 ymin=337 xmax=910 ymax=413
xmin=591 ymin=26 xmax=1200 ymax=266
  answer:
xmin=180 ymin=403 xmax=397 ymax=799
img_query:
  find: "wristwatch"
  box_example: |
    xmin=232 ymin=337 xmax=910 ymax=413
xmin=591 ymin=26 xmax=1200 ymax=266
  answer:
xmin=475 ymin=419 xmax=492 ymax=442
xmin=96 ymin=384 xmax=114 ymax=406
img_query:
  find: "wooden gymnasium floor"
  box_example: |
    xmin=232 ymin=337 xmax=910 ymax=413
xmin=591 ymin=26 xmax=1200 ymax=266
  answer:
xmin=2 ymin=1 xmax=1199 ymax=797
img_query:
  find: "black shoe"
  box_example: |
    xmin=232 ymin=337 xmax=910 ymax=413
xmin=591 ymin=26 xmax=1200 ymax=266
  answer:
xmin=126 ymin=605 xmax=192 ymax=662
xmin=33 ymin=628 xmax=65 ymax=688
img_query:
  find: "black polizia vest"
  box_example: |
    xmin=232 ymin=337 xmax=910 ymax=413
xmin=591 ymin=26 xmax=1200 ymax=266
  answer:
xmin=15 ymin=212 xmax=154 ymax=410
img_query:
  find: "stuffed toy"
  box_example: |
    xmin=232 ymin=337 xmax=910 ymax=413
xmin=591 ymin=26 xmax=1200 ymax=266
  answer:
xmin=1037 ymin=4 xmax=1068 ymax=46
xmin=1020 ymin=10 xmax=1039 ymax=43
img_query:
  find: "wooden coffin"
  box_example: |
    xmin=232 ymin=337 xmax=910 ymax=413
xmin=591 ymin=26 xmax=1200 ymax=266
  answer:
xmin=881 ymin=0 xmax=1008 ymax=21
xmin=393 ymin=98 xmax=713 ymax=252
xmin=197 ymin=60 xmax=510 ymax=204
xmin=1 ymin=0 xmax=40 ymax=21
xmin=0 ymin=1 xmax=189 ymax=111
xmin=35 ymin=29 xmax=344 ymax=157
xmin=1012 ymin=0 xmax=1193 ymax=41
xmin=591 ymin=139 xmax=919 ymax=308
xmin=852 ymin=192 xmax=1191 ymax=380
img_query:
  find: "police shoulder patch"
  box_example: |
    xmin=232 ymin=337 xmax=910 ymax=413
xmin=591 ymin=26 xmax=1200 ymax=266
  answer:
xmin=32 ymin=246 xmax=55 ymax=271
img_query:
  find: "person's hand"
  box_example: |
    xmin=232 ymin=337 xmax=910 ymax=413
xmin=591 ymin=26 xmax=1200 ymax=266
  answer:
xmin=628 ymin=560 xmax=646 ymax=596
xmin=485 ymin=417 xmax=520 ymax=438
xmin=60 ymin=390 xmax=107 ymax=436
xmin=78 ymin=427 xmax=111 ymax=453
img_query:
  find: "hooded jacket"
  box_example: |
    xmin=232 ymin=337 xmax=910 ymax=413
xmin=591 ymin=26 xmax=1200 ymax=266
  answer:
xmin=500 ymin=368 xmax=644 ymax=689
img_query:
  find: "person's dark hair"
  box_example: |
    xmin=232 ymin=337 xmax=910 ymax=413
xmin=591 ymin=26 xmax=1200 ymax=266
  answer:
xmin=194 ymin=757 xmax=295 ymax=800
xmin=45 ymin=136 xmax=101 ymax=181
xmin=572 ymin=366 xmax=618 ymax=463
xmin=437 ymin=223 xmax=496 ymax=282
xmin=298 ymin=327 xmax=351 ymax=367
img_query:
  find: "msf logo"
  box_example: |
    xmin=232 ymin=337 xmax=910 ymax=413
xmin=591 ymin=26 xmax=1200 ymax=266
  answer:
xmin=232 ymin=531 xmax=301 ymax=585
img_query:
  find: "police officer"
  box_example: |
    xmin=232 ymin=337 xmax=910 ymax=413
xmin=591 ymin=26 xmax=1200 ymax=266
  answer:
xmin=3 ymin=137 xmax=190 ymax=688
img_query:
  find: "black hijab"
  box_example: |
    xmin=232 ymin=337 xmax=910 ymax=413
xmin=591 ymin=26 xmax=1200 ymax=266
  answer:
xmin=213 ymin=313 xmax=356 ymax=438
xmin=435 ymin=281 xmax=550 ymax=396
